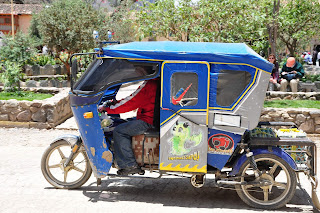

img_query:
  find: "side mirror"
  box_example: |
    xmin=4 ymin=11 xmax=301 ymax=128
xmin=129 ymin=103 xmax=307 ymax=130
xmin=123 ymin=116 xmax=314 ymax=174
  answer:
xmin=71 ymin=58 xmax=78 ymax=82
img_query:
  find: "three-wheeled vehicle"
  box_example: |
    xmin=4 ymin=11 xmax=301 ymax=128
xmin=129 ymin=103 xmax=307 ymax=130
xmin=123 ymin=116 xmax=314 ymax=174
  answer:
xmin=41 ymin=41 xmax=319 ymax=210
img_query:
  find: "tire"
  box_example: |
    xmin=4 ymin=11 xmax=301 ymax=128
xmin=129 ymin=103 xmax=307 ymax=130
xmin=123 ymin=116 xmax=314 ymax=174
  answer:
xmin=41 ymin=140 xmax=92 ymax=189
xmin=235 ymin=154 xmax=297 ymax=209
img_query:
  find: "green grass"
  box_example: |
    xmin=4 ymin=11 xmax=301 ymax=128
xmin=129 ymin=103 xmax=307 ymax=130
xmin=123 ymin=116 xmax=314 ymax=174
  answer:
xmin=264 ymin=100 xmax=320 ymax=109
xmin=0 ymin=91 xmax=53 ymax=101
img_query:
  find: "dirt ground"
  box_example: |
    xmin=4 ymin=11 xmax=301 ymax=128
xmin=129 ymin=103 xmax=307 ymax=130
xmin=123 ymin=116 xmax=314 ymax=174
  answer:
xmin=0 ymin=127 xmax=319 ymax=213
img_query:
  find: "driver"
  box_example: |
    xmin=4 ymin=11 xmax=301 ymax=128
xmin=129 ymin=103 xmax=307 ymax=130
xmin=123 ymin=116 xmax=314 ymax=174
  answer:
xmin=98 ymin=68 xmax=159 ymax=176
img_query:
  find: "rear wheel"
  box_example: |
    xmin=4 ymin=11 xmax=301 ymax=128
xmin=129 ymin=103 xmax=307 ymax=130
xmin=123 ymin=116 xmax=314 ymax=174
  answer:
xmin=41 ymin=140 xmax=92 ymax=189
xmin=235 ymin=154 xmax=297 ymax=209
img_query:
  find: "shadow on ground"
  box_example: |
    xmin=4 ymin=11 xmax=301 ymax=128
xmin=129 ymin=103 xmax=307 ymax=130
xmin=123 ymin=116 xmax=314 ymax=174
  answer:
xmin=77 ymin=176 xmax=315 ymax=212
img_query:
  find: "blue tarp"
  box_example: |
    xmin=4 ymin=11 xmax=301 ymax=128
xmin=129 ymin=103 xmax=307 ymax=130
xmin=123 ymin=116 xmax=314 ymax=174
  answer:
xmin=99 ymin=41 xmax=274 ymax=72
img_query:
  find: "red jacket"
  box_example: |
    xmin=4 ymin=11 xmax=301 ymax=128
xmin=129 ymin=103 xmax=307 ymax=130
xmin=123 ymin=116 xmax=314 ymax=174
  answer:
xmin=106 ymin=79 xmax=158 ymax=125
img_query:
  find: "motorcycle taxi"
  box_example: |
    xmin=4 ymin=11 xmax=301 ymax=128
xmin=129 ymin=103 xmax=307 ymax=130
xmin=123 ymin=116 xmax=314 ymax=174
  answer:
xmin=41 ymin=41 xmax=319 ymax=210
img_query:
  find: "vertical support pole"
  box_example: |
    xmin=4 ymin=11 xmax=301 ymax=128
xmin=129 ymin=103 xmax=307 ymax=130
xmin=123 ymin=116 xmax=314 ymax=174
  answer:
xmin=11 ymin=0 xmax=15 ymax=38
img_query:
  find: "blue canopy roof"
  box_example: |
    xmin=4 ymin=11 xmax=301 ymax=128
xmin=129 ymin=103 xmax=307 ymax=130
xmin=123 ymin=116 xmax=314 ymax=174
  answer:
xmin=98 ymin=41 xmax=273 ymax=72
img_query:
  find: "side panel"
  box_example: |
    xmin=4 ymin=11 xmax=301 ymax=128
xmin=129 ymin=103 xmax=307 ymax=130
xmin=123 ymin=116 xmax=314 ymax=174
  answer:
xmin=72 ymin=104 xmax=113 ymax=178
xmin=160 ymin=116 xmax=208 ymax=173
xmin=208 ymin=64 xmax=270 ymax=135
xmin=160 ymin=62 xmax=210 ymax=173
xmin=207 ymin=129 xmax=242 ymax=170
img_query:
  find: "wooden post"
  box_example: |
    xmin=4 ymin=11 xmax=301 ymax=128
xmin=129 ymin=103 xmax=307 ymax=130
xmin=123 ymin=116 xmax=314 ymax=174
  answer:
xmin=11 ymin=0 xmax=14 ymax=38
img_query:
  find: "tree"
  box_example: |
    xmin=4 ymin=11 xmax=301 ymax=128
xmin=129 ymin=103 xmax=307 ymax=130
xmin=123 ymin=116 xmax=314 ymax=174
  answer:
xmin=36 ymin=0 xmax=107 ymax=78
xmin=277 ymin=0 xmax=320 ymax=56
xmin=136 ymin=0 xmax=267 ymax=52
xmin=136 ymin=0 xmax=196 ymax=41
xmin=104 ymin=0 xmax=136 ymax=43
xmin=265 ymin=0 xmax=280 ymax=55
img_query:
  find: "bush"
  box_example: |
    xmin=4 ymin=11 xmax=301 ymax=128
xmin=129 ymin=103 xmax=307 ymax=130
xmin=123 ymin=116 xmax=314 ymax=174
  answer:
xmin=0 ymin=32 xmax=39 ymax=66
xmin=34 ymin=54 xmax=60 ymax=66
xmin=301 ymin=74 xmax=320 ymax=82
xmin=0 ymin=61 xmax=23 ymax=92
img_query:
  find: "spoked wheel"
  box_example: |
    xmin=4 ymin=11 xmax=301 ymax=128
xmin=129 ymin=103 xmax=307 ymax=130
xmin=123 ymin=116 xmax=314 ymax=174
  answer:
xmin=41 ymin=140 xmax=92 ymax=189
xmin=235 ymin=154 xmax=297 ymax=209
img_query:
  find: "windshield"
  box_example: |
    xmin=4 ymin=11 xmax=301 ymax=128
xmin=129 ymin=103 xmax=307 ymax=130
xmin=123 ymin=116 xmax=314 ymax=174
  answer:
xmin=73 ymin=58 xmax=159 ymax=94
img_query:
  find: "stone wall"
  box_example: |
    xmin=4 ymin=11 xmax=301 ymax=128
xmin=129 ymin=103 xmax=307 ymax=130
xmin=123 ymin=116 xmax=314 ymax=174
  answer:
xmin=0 ymin=88 xmax=72 ymax=129
xmin=260 ymin=108 xmax=320 ymax=133
xmin=24 ymin=64 xmax=68 ymax=76
xmin=266 ymin=91 xmax=320 ymax=100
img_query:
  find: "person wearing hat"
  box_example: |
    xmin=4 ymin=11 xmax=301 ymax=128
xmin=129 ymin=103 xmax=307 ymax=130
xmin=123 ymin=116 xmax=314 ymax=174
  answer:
xmin=280 ymin=57 xmax=304 ymax=92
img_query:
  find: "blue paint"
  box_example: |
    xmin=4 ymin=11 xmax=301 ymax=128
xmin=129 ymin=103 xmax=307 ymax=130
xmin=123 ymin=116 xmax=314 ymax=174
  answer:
xmin=70 ymin=92 xmax=103 ymax=106
xmin=96 ymin=42 xmax=273 ymax=72
xmin=229 ymin=146 xmax=297 ymax=176
xmin=160 ymin=63 xmax=209 ymax=127
xmin=71 ymin=104 xmax=113 ymax=177
xmin=209 ymin=64 xmax=258 ymax=110
xmin=207 ymin=129 xmax=242 ymax=170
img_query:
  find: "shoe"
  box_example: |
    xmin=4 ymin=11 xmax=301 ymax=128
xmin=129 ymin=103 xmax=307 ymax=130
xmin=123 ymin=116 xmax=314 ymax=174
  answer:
xmin=117 ymin=165 xmax=143 ymax=176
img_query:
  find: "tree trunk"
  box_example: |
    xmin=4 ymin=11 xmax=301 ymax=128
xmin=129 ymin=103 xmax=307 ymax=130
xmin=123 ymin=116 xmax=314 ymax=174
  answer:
xmin=267 ymin=0 xmax=280 ymax=55
xmin=57 ymin=54 xmax=71 ymax=81
xmin=65 ymin=63 xmax=70 ymax=81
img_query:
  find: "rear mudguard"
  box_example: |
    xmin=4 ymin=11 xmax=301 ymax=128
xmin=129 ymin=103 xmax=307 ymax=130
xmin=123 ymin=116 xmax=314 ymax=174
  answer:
xmin=51 ymin=134 xmax=81 ymax=146
xmin=229 ymin=146 xmax=297 ymax=176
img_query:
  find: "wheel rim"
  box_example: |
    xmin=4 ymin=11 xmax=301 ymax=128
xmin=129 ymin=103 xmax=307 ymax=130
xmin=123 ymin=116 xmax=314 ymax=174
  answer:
xmin=45 ymin=144 xmax=90 ymax=186
xmin=240 ymin=157 xmax=292 ymax=206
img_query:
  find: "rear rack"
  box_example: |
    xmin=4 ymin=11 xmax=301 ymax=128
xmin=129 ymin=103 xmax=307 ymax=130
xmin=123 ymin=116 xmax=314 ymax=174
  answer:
xmin=247 ymin=122 xmax=317 ymax=176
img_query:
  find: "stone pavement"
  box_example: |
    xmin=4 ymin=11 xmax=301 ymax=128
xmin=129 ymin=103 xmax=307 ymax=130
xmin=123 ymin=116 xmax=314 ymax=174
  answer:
xmin=0 ymin=128 xmax=319 ymax=213
xmin=1 ymin=81 xmax=320 ymax=212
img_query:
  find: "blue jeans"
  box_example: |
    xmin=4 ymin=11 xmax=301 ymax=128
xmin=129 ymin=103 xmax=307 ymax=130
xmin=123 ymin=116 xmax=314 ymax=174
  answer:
xmin=113 ymin=119 xmax=152 ymax=169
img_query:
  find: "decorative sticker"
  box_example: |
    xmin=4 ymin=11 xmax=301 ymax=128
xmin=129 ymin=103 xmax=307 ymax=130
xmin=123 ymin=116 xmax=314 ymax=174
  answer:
xmin=169 ymin=121 xmax=202 ymax=156
xmin=208 ymin=133 xmax=234 ymax=155
xmin=160 ymin=117 xmax=208 ymax=173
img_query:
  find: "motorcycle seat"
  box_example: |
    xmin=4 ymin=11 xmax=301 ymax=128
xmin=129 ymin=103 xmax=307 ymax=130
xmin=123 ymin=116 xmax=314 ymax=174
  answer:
xmin=143 ymin=128 xmax=160 ymax=137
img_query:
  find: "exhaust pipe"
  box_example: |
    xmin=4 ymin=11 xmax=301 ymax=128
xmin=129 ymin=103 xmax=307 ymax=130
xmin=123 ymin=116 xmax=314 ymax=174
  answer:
xmin=217 ymin=180 xmax=247 ymax=185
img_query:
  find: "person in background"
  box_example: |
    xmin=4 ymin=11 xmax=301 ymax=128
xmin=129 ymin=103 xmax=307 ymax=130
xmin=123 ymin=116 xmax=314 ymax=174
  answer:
xmin=304 ymin=52 xmax=312 ymax=65
xmin=268 ymin=54 xmax=280 ymax=91
xmin=107 ymin=30 xmax=112 ymax=41
xmin=313 ymin=48 xmax=318 ymax=66
xmin=280 ymin=57 xmax=304 ymax=92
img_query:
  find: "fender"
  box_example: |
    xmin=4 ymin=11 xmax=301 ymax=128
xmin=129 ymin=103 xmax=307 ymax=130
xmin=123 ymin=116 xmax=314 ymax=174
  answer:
xmin=229 ymin=146 xmax=297 ymax=176
xmin=51 ymin=134 xmax=81 ymax=146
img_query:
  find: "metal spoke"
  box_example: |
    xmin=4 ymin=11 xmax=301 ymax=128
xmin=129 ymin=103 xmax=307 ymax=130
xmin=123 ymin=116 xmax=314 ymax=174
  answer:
xmin=273 ymin=181 xmax=287 ymax=189
xmin=269 ymin=163 xmax=279 ymax=175
xmin=57 ymin=147 xmax=65 ymax=159
xmin=48 ymin=163 xmax=61 ymax=169
xmin=263 ymin=188 xmax=269 ymax=201
xmin=63 ymin=170 xmax=68 ymax=183
xmin=72 ymin=166 xmax=85 ymax=174
xmin=243 ymin=184 xmax=256 ymax=190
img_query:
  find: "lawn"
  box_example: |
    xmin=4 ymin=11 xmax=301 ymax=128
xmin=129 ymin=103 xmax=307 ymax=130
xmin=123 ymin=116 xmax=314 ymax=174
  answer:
xmin=264 ymin=100 xmax=320 ymax=109
xmin=0 ymin=91 xmax=53 ymax=101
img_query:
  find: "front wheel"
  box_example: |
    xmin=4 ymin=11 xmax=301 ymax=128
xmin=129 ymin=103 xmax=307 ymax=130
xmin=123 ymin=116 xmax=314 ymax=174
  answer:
xmin=41 ymin=140 xmax=92 ymax=189
xmin=235 ymin=154 xmax=297 ymax=209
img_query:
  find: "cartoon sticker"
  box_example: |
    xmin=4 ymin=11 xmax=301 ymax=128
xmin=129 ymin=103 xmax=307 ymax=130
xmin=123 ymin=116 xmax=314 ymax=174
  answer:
xmin=169 ymin=121 xmax=203 ymax=156
xmin=208 ymin=133 xmax=234 ymax=155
